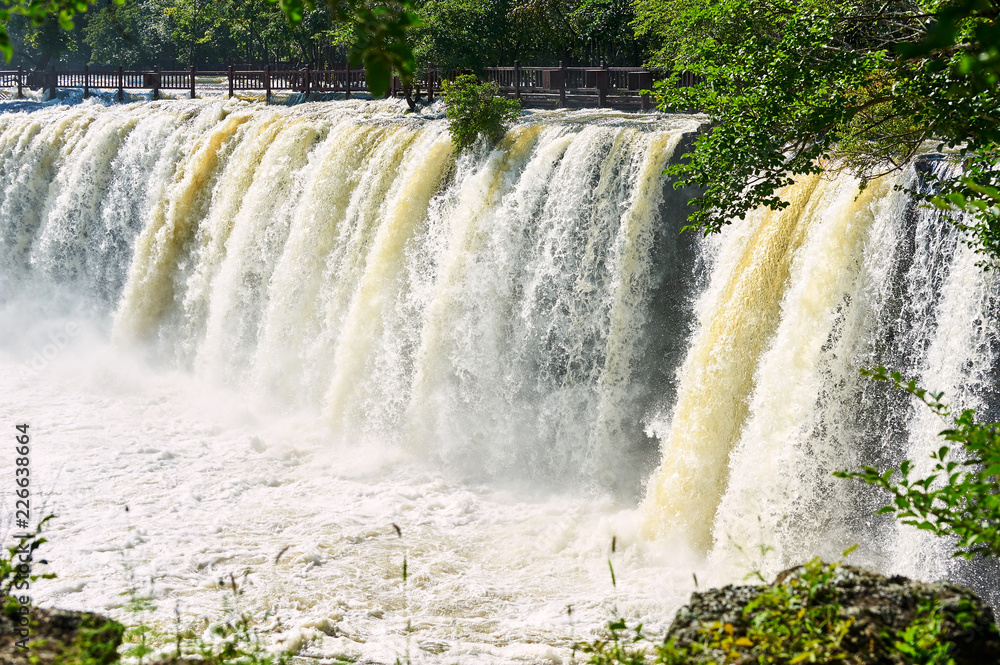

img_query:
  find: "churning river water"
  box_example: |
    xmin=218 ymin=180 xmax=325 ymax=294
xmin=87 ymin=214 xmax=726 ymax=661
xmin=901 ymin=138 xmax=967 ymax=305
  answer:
xmin=0 ymin=95 xmax=997 ymax=663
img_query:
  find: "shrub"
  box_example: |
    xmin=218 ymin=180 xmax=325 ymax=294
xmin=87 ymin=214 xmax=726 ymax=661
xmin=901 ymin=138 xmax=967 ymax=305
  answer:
xmin=441 ymin=74 xmax=521 ymax=151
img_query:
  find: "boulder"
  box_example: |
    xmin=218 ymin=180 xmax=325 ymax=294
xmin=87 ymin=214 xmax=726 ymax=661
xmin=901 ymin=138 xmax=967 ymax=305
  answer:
xmin=0 ymin=598 xmax=124 ymax=664
xmin=667 ymin=564 xmax=1000 ymax=665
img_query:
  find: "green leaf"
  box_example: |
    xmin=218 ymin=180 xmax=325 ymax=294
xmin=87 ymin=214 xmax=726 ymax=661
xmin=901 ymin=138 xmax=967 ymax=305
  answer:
xmin=0 ymin=27 xmax=11 ymax=62
xmin=365 ymin=57 xmax=391 ymax=98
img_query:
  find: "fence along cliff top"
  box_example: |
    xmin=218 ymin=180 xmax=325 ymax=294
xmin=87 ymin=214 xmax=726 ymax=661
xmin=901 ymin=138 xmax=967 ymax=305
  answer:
xmin=0 ymin=62 xmax=699 ymax=111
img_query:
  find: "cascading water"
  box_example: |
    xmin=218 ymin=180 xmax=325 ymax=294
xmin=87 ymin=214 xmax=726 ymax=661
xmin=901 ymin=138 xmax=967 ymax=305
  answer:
xmin=0 ymin=96 xmax=997 ymax=661
xmin=643 ymin=158 xmax=1000 ymax=601
xmin=2 ymin=99 xmax=699 ymax=491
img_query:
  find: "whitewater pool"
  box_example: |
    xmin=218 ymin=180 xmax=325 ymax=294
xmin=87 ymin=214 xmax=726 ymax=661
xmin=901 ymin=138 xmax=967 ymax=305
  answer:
xmin=0 ymin=318 xmax=702 ymax=663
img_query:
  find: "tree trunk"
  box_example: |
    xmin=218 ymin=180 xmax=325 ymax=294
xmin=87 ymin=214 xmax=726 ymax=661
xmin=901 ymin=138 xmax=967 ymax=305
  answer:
xmin=402 ymin=83 xmax=417 ymax=112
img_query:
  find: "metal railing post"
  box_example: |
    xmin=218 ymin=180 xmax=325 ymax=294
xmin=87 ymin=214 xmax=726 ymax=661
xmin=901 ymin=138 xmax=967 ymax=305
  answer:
xmin=83 ymin=65 xmax=89 ymax=99
xmin=189 ymin=65 xmax=196 ymax=99
xmin=344 ymin=62 xmax=351 ymax=99
xmin=304 ymin=64 xmax=311 ymax=101
xmin=559 ymin=60 xmax=566 ymax=108
xmin=117 ymin=66 xmax=124 ymax=103
xmin=265 ymin=64 xmax=271 ymax=103
xmin=514 ymin=60 xmax=521 ymax=101
xmin=228 ymin=64 xmax=234 ymax=98
xmin=16 ymin=66 xmax=22 ymax=99
xmin=596 ymin=59 xmax=608 ymax=108
xmin=152 ymin=65 xmax=159 ymax=100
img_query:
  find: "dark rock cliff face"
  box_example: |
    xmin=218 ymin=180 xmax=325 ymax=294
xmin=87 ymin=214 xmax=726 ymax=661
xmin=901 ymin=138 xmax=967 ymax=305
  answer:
xmin=668 ymin=565 xmax=1000 ymax=665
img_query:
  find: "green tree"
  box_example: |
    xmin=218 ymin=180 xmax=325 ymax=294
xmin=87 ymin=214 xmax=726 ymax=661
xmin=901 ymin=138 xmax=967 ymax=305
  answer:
xmin=567 ymin=0 xmax=644 ymax=65
xmin=636 ymin=0 xmax=1000 ymax=264
xmin=411 ymin=0 xmax=508 ymax=70
xmin=268 ymin=0 xmax=421 ymax=96
xmin=4 ymin=0 xmax=420 ymax=95
xmin=163 ymin=0 xmax=225 ymax=64
xmin=0 ymin=0 xmax=93 ymax=61
xmin=13 ymin=11 xmax=81 ymax=68
xmin=84 ymin=0 xmax=171 ymax=66
xmin=411 ymin=0 xmax=643 ymax=71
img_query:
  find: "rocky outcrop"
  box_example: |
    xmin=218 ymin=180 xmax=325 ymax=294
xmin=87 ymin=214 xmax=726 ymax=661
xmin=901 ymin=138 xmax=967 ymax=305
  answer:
xmin=667 ymin=565 xmax=1000 ymax=665
xmin=0 ymin=599 xmax=124 ymax=664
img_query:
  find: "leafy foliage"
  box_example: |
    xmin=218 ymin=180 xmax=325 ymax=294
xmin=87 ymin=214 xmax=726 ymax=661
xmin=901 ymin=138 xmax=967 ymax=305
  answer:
xmin=636 ymin=0 xmax=1000 ymax=265
xmin=892 ymin=597 xmax=957 ymax=665
xmin=897 ymin=0 xmax=1000 ymax=88
xmin=174 ymin=611 xmax=293 ymax=665
xmin=77 ymin=0 xmax=346 ymax=69
xmin=81 ymin=0 xmax=168 ymax=68
xmin=736 ymin=557 xmax=855 ymax=663
xmin=441 ymin=73 xmax=521 ymax=150
xmin=836 ymin=367 xmax=1000 ymax=560
xmin=576 ymin=618 xmax=650 ymax=665
xmin=5 ymin=0 xmax=642 ymax=94
xmin=0 ymin=0 xmax=96 ymax=61
xmin=267 ymin=0 xmax=421 ymax=96
xmin=56 ymin=614 xmax=126 ymax=665
xmin=412 ymin=0 xmax=643 ymax=72
xmin=923 ymin=152 xmax=1000 ymax=268
xmin=118 ymin=572 xmax=293 ymax=665
xmin=3 ymin=0 xmax=420 ymax=98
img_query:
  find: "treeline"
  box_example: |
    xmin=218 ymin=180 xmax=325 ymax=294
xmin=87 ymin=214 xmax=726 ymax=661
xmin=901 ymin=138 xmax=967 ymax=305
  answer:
xmin=5 ymin=0 xmax=647 ymax=72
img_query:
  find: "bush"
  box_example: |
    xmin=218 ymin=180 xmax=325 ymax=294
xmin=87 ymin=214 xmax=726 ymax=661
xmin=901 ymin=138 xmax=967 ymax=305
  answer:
xmin=836 ymin=367 xmax=1000 ymax=561
xmin=441 ymin=74 xmax=521 ymax=151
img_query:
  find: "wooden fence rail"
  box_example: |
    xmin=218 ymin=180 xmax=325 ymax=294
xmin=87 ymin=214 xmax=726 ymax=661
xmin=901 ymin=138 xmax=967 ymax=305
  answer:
xmin=0 ymin=62 xmax=699 ymax=111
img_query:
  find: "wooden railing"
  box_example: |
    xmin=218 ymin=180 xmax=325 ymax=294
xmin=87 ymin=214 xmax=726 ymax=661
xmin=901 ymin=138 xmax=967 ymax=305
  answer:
xmin=480 ymin=62 xmax=701 ymax=111
xmin=0 ymin=62 xmax=699 ymax=111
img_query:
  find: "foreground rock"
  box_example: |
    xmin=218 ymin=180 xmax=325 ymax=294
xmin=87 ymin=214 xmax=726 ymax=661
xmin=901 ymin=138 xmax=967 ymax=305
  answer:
xmin=668 ymin=564 xmax=1000 ymax=665
xmin=0 ymin=599 xmax=124 ymax=664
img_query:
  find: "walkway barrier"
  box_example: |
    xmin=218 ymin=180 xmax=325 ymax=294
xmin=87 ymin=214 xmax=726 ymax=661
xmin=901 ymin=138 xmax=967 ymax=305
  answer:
xmin=0 ymin=62 xmax=700 ymax=110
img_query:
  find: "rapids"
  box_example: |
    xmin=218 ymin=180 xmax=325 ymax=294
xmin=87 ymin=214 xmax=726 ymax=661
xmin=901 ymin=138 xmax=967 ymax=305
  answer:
xmin=0 ymin=96 xmax=997 ymax=662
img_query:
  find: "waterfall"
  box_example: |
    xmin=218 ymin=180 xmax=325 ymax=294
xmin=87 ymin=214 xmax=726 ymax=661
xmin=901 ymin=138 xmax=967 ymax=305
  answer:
xmin=642 ymin=159 xmax=1000 ymax=597
xmin=2 ymin=99 xmax=997 ymax=602
xmin=0 ymin=98 xmax=700 ymax=494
